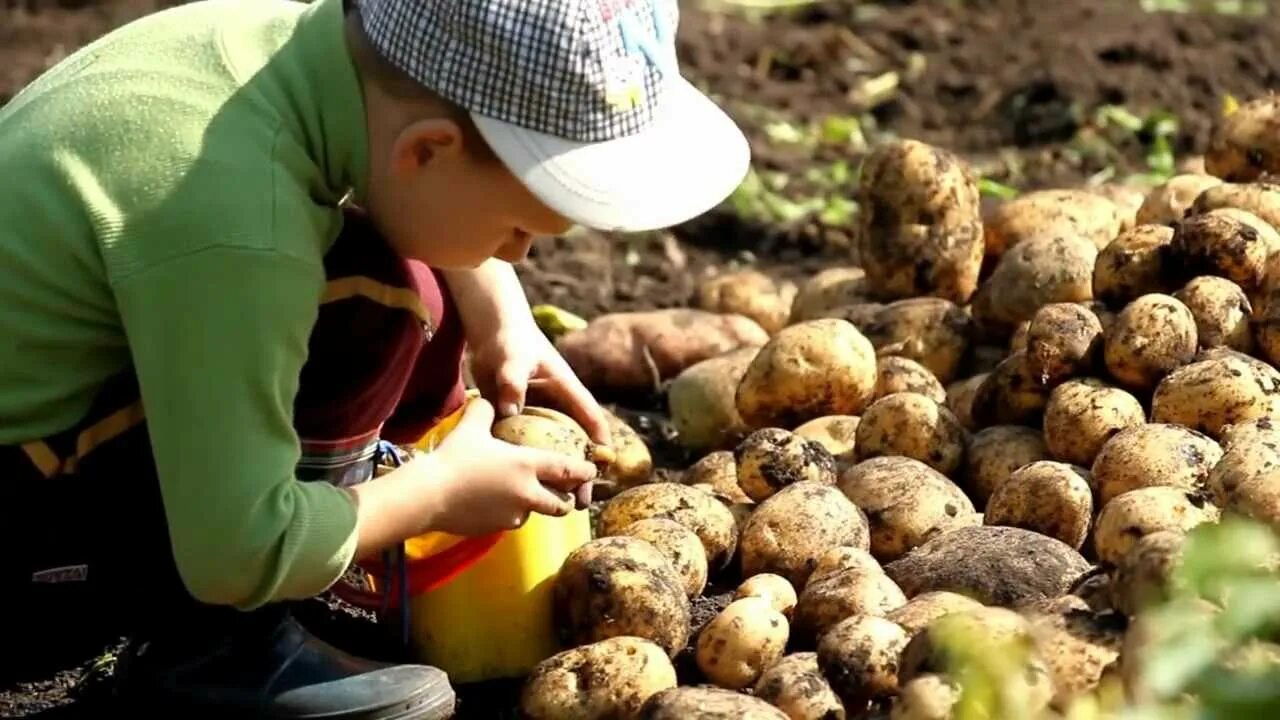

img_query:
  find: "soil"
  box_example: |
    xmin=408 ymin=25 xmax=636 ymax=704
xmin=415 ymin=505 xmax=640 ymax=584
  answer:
xmin=2 ymin=0 xmax=1279 ymax=716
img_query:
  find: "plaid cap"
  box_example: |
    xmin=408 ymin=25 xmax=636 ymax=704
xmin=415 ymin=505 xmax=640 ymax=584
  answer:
xmin=357 ymin=0 xmax=681 ymax=143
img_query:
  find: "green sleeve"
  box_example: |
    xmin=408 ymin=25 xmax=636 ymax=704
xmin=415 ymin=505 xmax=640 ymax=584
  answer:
xmin=113 ymin=246 xmax=359 ymax=610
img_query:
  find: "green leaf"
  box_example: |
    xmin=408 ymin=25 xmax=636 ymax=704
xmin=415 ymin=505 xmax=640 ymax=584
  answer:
xmin=978 ymin=177 xmax=1019 ymax=200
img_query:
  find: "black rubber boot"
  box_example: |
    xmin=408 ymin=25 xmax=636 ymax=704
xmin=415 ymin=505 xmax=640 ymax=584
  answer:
xmin=112 ymin=604 xmax=456 ymax=719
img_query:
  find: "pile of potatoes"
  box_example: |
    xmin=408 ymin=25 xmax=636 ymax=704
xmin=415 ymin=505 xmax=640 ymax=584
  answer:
xmin=515 ymin=96 xmax=1280 ymax=719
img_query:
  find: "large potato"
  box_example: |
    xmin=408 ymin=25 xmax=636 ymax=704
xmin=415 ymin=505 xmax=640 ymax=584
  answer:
xmin=1205 ymin=95 xmax=1280 ymax=181
xmin=808 ymin=546 xmax=884 ymax=587
xmin=855 ymin=139 xmax=985 ymax=303
xmin=1024 ymin=303 xmax=1104 ymax=386
xmin=963 ymin=425 xmax=1050 ymax=505
xmin=860 ymin=298 xmax=974 ymax=384
xmin=1090 ymin=423 xmax=1222 ymax=505
xmin=789 ymin=267 xmax=869 ymax=324
xmin=599 ymin=483 xmax=740 ymax=571
xmin=1103 ymin=293 xmax=1198 ymax=391
xmin=736 ymin=319 xmax=878 ymax=430
xmin=816 ymin=615 xmax=909 ymax=713
xmin=519 ymin=636 xmax=677 ymax=720
xmin=1023 ymin=595 xmax=1124 ymax=708
xmin=1207 ymin=437 xmax=1280 ymax=507
xmin=1173 ymin=275 xmax=1254 ymax=352
xmin=1091 ymin=224 xmax=1177 ymax=308
xmin=639 ymin=687 xmax=789 ymax=719
xmin=1189 ymin=182 xmax=1280 ymax=232
xmin=684 ymin=450 xmax=753 ymax=505
xmin=616 ymin=518 xmax=709 ymax=599
xmin=983 ymin=188 xmax=1125 ymax=256
xmin=969 ymin=351 xmax=1051 ymax=428
xmin=1168 ymin=212 xmax=1273 ymax=293
xmin=853 ymin=393 xmax=967 ymax=476
xmin=1226 ymin=472 xmax=1280 ymax=531
xmin=1043 ymin=378 xmax=1146 ymax=467
xmin=884 ymin=526 xmax=1093 ymax=607
xmin=945 ymin=373 xmax=989 ymax=431
xmin=840 ymin=456 xmax=976 ymax=563
xmin=1093 ymin=487 xmax=1220 ymax=566
xmin=558 ymin=309 xmax=769 ymax=395
xmin=1221 ymin=415 xmax=1280 ymax=450
xmin=874 ymin=356 xmax=946 ymax=404
xmin=553 ymin=537 xmax=691 ymax=657
xmin=1134 ymin=174 xmax=1223 ymax=226
xmin=793 ymin=566 xmax=907 ymax=643
xmin=985 ymin=461 xmax=1094 ymax=551
xmin=793 ymin=415 xmax=860 ymax=467
xmin=1111 ymin=530 xmax=1185 ymax=617
xmin=1151 ymin=355 xmax=1280 ymax=440
xmin=600 ymin=409 xmax=654 ymax=495
xmin=736 ymin=428 xmax=838 ymax=502
xmin=697 ymin=270 xmax=797 ymax=336
xmin=885 ymin=591 xmax=985 ymax=638
xmin=669 ymin=348 xmax=759 ymax=452
xmin=971 ymin=234 xmax=1098 ymax=337
xmin=696 ymin=597 xmax=790 ymax=690
xmin=753 ymin=652 xmax=847 ymax=720
xmin=741 ymin=482 xmax=871 ymax=589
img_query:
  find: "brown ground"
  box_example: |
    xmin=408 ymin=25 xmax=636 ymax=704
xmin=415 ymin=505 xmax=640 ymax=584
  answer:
xmin=2 ymin=0 xmax=1278 ymax=716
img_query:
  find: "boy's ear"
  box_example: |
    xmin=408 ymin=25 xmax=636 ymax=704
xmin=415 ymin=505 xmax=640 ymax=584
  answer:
xmin=389 ymin=118 xmax=465 ymax=176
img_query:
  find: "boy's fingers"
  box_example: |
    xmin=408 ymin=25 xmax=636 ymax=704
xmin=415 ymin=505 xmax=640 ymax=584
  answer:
xmin=530 ymin=371 xmax=611 ymax=445
xmin=524 ymin=484 xmax=575 ymax=517
xmin=457 ymin=396 xmax=495 ymax=431
xmin=531 ymin=450 xmax=599 ymax=491
xmin=495 ymin=363 xmax=530 ymax=418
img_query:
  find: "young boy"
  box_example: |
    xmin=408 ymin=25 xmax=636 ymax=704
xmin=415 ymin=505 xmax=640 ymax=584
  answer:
xmin=0 ymin=0 xmax=748 ymax=717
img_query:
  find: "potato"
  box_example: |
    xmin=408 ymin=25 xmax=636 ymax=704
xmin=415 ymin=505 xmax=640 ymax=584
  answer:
xmin=1254 ymin=291 xmax=1280 ymax=367
xmin=793 ymin=416 xmax=860 ymax=466
xmin=808 ymin=546 xmax=884 ymax=587
xmin=558 ymin=309 xmax=769 ymax=394
xmin=962 ymin=424 xmax=1048 ymax=504
xmin=885 ymin=591 xmax=985 ymax=638
xmin=1151 ymin=355 xmax=1280 ymax=440
xmin=890 ymin=674 xmax=960 ymax=720
xmin=874 ymin=356 xmax=946 ymax=404
xmin=1227 ymin=472 xmax=1280 ymax=530
xmin=736 ymin=574 xmax=799 ymax=619
xmin=753 ymin=653 xmax=846 ymax=720
xmin=1190 ymin=182 xmax=1280 ymax=232
xmin=740 ymin=482 xmax=871 ymax=589
xmin=1090 ymin=423 xmax=1222 ymax=505
xmin=696 ymin=597 xmax=790 ymax=690
xmin=855 ymin=139 xmax=985 ymax=303
xmin=1134 ymin=174 xmax=1223 ymax=226
xmin=1221 ymin=415 xmax=1280 ymax=450
xmin=599 ymin=483 xmax=740 ymax=572
xmin=553 ymin=537 xmax=691 ymax=657
xmin=1103 ymin=293 xmax=1198 ymax=391
xmin=639 ymin=686 xmax=789 ymax=719
xmin=1207 ymin=437 xmax=1280 ymax=506
xmin=736 ymin=428 xmax=838 ymax=502
xmin=616 ymin=518 xmax=709 ymax=599
xmin=1024 ymin=303 xmax=1104 ymax=386
xmin=736 ymin=319 xmax=879 ymax=430
xmin=816 ymin=615 xmax=909 ymax=712
xmin=983 ymin=188 xmax=1126 ymax=256
xmin=1009 ymin=321 xmax=1031 ymax=354
xmin=697 ymin=270 xmax=797 ymax=336
xmin=1168 ymin=211 xmax=1273 ymax=293
xmin=884 ymin=526 xmax=1093 ymax=607
xmin=1173 ymin=275 xmax=1254 ymax=352
xmin=493 ymin=407 xmax=593 ymax=457
xmin=519 ymin=636 xmax=677 ymax=720
xmin=793 ymin=566 xmax=907 ymax=644
xmin=684 ymin=450 xmax=754 ymax=505
xmin=600 ymin=409 xmax=654 ymax=495
xmin=1092 ymin=487 xmax=1220 ymax=566
xmin=971 ymin=234 xmax=1098 ymax=337
xmin=945 ymin=373 xmax=989 ymax=431
xmin=789 ymin=267 xmax=869 ymax=324
xmin=1023 ymin=595 xmax=1124 ymax=708
xmin=1111 ymin=530 xmax=1185 ymax=616
xmin=1205 ymin=95 xmax=1280 ymax=181
xmin=839 ymin=456 xmax=976 ymax=563
xmin=854 ymin=393 xmax=967 ymax=476
xmin=969 ymin=351 xmax=1051 ymax=428
xmin=1090 ymin=183 xmax=1147 ymax=230
xmin=985 ymin=461 xmax=1094 ymax=551
xmin=819 ymin=301 xmax=888 ymax=330
xmin=860 ymin=298 xmax=974 ymax=384
xmin=669 ymin=348 xmax=759 ymax=452
xmin=1091 ymin=224 xmax=1177 ymax=308
xmin=1043 ymin=378 xmax=1146 ymax=467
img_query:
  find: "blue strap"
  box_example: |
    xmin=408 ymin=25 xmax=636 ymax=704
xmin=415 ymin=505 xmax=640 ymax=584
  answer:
xmin=374 ymin=440 xmax=412 ymax=651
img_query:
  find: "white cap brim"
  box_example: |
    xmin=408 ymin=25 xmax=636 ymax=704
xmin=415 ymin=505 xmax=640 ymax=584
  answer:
xmin=470 ymin=75 xmax=751 ymax=233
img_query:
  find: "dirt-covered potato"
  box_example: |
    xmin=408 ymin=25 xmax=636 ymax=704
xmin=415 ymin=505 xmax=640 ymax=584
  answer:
xmin=860 ymin=298 xmax=974 ymax=384
xmin=885 ymin=526 xmax=1093 ymax=607
xmin=696 ymin=597 xmax=790 ymax=690
xmin=885 ymin=591 xmax=985 ymax=638
xmin=669 ymin=348 xmax=760 ymax=452
xmin=1221 ymin=415 xmax=1280 ymax=450
xmin=736 ymin=574 xmax=799 ymax=620
xmin=558 ymin=309 xmax=769 ymax=395
xmin=971 ymin=234 xmax=1099 ymax=337
xmin=1207 ymin=435 xmax=1280 ymax=507
xmin=684 ymin=450 xmax=753 ymax=505
xmin=1226 ymin=472 xmax=1280 ymax=530
xmin=1134 ymin=174 xmax=1224 ymax=226
xmin=1091 ymin=224 xmax=1177 ymax=308
xmin=793 ymin=566 xmax=907 ymax=643
xmin=741 ymin=482 xmax=871 ymax=589
xmin=1024 ymin=303 xmax=1104 ymax=386
xmin=1190 ymin=182 xmax=1280 ymax=232
xmin=1093 ymin=487 xmax=1220 ymax=566
xmin=616 ymin=518 xmax=709 ymax=599
xmin=1090 ymin=423 xmax=1222 ymax=505
xmin=793 ymin=416 xmax=860 ymax=466
xmin=874 ymin=356 xmax=947 ymax=404
xmin=753 ymin=653 xmax=847 ymax=720
xmin=1103 ymin=293 xmax=1198 ymax=391
xmin=519 ymin=636 xmax=677 ymax=720
xmin=697 ymin=270 xmax=797 ymax=336
xmin=855 ymin=139 xmax=985 ymax=303
xmin=985 ymin=461 xmax=1094 ymax=551
xmin=840 ymin=456 xmax=976 ymax=563
xmin=854 ymin=393 xmax=967 ymax=476
xmin=963 ymin=425 xmax=1050 ymax=503
xmin=890 ymin=674 xmax=960 ymax=720
xmin=553 ymin=537 xmax=691 ymax=657
xmin=1205 ymin=95 xmax=1280 ymax=181
xmin=1168 ymin=211 xmax=1273 ymax=292
xmin=809 ymin=546 xmax=884 ymax=587
xmin=983 ymin=189 xmax=1126 ymax=257
xmin=1151 ymin=355 xmax=1280 ymax=440
xmin=1043 ymin=378 xmax=1146 ymax=467
xmin=1112 ymin=530 xmax=1185 ymax=616
xmin=599 ymin=483 xmax=740 ymax=572
xmin=736 ymin=319 xmax=879 ymax=430
xmin=492 ymin=406 xmax=595 ymax=457
xmin=1173 ymin=275 xmax=1254 ymax=352
xmin=969 ymin=351 xmax=1051 ymax=428
xmin=945 ymin=373 xmax=989 ymax=431
xmin=736 ymin=428 xmax=838 ymax=502
xmin=1023 ymin=595 xmax=1125 ymax=708
xmin=600 ymin=409 xmax=654 ymax=495
xmin=790 ymin=267 xmax=869 ymax=324
xmin=816 ymin=615 xmax=909 ymax=712
xmin=639 ymin=686 xmax=789 ymax=719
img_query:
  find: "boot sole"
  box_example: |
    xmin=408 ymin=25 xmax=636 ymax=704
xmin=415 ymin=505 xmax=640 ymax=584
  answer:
xmin=113 ymin=683 xmax=457 ymax=720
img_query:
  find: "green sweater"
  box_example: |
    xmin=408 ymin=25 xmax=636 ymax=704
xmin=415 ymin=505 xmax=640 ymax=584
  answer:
xmin=0 ymin=0 xmax=368 ymax=609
